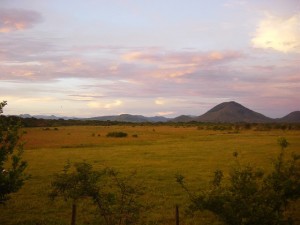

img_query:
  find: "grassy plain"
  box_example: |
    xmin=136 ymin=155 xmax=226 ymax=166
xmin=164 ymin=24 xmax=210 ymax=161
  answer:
xmin=0 ymin=125 xmax=299 ymax=225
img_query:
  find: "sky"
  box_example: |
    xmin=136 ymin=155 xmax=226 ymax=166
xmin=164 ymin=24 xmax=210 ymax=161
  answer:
xmin=0 ymin=0 xmax=299 ymax=118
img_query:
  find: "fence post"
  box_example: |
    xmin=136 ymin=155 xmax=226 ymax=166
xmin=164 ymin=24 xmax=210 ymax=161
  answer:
xmin=175 ymin=204 xmax=179 ymax=225
xmin=71 ymin=203 xmax=77 ymax=225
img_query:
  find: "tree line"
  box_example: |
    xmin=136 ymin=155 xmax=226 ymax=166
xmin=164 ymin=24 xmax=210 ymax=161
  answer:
xmin=1 ymin=114 xmax=300 ymax=131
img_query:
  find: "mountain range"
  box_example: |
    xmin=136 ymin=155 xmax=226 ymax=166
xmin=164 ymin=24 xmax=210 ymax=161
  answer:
xmin=87 ymin=114 xmax=169 ymax=123
xmin=18 ymin=101 xmax=300 ymax=123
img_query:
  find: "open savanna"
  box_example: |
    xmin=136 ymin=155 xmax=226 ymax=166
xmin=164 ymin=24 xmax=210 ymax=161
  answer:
xmin=1 ymin=125 xmax=300 ymax=225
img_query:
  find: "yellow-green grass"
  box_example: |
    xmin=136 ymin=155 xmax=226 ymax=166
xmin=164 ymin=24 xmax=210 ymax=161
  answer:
xmin=1 ymin=125 xmax=299 ymax=225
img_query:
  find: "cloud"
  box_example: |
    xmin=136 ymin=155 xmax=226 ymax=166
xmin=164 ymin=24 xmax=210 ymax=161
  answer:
xmin=2 ymin=95 xmax=55 ymax=104
xmin=122 ymin=50 xmax=243 ymax=79
xmin=68 ymin=94 xmax=105 ymax=102
xmin=157 ymin=111 xmax=174 ymax=116
xmin=252 ymin=13 xmax=300 ymax=53
xmin=87 ymin=99 xmax=123 ymax=109
xmin=0 ymin=8 xmax=42 ymax=33
xmin=155 ymin=98 xmax=165 ymax=105
xmin=87 ymin=101 xmax=101 ymax=109
xmin=0 ymin=38 xmax=244 ymax=82
xmin=104 ymin=100 xmax=122 ymax=109
xmin=123 ymin=50 xmax=243 ymax=66
xmin=223 ymin=0 xmax=247 ymax=8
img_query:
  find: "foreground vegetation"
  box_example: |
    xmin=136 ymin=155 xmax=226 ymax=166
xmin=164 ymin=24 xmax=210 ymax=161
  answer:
xmin=0 ymin=122 xmax=299 ymax=224
xmin=0 ymin=102 xmax=27 ymax=204
xmin=177 ymin=137 xmax=299 ymax=225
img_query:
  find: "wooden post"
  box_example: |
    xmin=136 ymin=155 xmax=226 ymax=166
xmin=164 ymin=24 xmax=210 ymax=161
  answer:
xmin=175 ymin=204 xmax=179 ymax=225
xmin=71 ymin=203 xmax=77 ymax=225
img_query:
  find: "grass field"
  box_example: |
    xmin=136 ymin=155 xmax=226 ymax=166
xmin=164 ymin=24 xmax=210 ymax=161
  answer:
xmin=1 ymin=125 xmax=300 ymax=225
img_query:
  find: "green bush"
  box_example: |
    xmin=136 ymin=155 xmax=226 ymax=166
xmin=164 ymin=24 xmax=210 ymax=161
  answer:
xmin=177 ymin=137 xmax=300 ymax=225
xmin=106 ymin=132 xmax=128 ymax=138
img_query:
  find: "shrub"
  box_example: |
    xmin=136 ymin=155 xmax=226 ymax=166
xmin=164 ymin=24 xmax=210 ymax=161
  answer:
xmin=50 ymin=162 xmax=146 ymax=225
xmin=106 ymin=132 xmax=128 ymax=138
xmin=177 ymin=137 xmax=300 ymax=225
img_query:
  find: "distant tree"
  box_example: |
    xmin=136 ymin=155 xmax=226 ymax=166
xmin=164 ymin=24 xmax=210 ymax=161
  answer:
xmin=0 ymin=101 xmax=28 ymax=204
xmin=177 ymin=137 xmax=300 ymax=225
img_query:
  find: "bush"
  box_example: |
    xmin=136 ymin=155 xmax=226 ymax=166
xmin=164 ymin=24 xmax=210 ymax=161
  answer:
xmin=177 ymin=137 xmax=300 ymax=225
xmin=106 ymin=132 xmax=128 ymax=138
xmin=50 ymin=162 xmax=147 ymax=225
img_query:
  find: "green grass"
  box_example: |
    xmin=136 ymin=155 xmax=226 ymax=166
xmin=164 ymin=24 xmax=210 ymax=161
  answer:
xmin=1 ymin=125 xmax=300 ymax=225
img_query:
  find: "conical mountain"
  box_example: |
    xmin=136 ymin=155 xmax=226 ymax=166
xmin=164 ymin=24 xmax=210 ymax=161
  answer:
xmin=195 ymin=101 xmax=272 ymax=123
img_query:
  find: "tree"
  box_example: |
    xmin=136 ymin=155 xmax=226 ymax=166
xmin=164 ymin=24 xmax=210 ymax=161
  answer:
xmin=93 ymin=168 xmax=146 ymax=225
xmin=0 ymin=101 xmax=28 ymax=204
xmin=50 ymin=162 xmax=146 ymax=225
xmin=176 ymin=137 xmax=300 ymax=225
xmin=49 ymin=162 xmax=103 ymax=225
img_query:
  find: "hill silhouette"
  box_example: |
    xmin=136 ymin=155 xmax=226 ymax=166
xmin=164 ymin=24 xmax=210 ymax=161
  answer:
xmin=277 ymin=111 xmax=300 ymax=123
xmin=171 ymin=115 xmax=195 ymax=122
xmin=18 ymin=102 xmax=300 ymax=123
xmin=194 ymin=101 xmax=273 ymax=123
xmin=88 ymin=114 xmax=169 ymax=122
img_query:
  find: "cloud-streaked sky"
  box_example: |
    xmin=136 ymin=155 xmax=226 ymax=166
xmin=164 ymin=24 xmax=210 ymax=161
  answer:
xmin=1 ymin=0 xmax=299 ymax=118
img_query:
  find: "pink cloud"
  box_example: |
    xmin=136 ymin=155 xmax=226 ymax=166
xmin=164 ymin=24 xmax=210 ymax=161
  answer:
xmin=0 ymin=8 xmax=42 ymax=33
xmin=123 ymin=50 xmax=243 ymax=66
xmin=1 ymin=39 xmax=298 ymax=117
xmin=122 ymin=50 xmax=244 ymax=79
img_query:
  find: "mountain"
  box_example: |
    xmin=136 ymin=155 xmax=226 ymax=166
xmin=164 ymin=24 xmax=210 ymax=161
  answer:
xmin=88 ymin=114 xmax=146 ymax=122
xmin=88 ymin=114 xmax=169 ymax=123
xmin=171 ymin=115 xmax=195 ymax=122
xmin=194 ymin=101 xmax=273 ymax=123
xmin=19 ymin=114 xmax=76 ymax=120
xmin=16 ymin=103 xmax=300 ymax=123
xmin=147 ymin=116 xmax=170 ymax=122
xmin=19 ymin=114 xmax=33 ymax=118
xmin=18 ymin=113 xmax=169 ymax=122
xmin=277 ymin=111 xmax=300 ymax=123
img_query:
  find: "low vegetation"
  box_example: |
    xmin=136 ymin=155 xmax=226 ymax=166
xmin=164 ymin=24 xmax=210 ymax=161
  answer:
xmin=50 ymin=162 xmax=146 ymax=225
xmin=0 ymin=101 xmax=28 ymax=204
xmin=106 ymin=131 xmax=128 ymax=138
xmin=177 ymin=137 xmax=300 ymax=225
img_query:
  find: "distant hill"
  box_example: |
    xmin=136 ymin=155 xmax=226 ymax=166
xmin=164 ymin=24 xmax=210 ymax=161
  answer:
xmin=194 ymin=101 xmax=273 ymax=123
xmin=19 ymin=113 xmax=169 ymax=122
xmin=276 ymin=111 xmax=300 ymax=123
xmin=19 ymin=114 xmax=76 ymax=120
xmin=88 ymin=114 xmax=169 ymax=123
xmin=147 ymin=116 xmax=170 ymax=122
xmin=88 ymin=114 xmax=146 ymax=122
xmin=171 ymin=115 xmax=195 ymax=122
